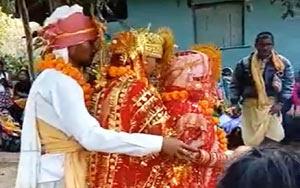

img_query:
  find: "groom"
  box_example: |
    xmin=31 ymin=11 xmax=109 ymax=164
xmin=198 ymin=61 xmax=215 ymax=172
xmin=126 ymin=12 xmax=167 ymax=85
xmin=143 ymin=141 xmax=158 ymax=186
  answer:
xmin=15 ymin=4 xmax=197 ymax=188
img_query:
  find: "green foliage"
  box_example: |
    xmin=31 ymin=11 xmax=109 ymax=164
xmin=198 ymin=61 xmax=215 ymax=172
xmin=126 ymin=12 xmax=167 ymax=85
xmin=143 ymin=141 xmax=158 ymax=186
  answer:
xmin=2 ymin=54 xmax=28 ymax=76
xmin=0 ymin=0 xmax=15 ymax=14
xmin=0 ymin=7 xmax=41 ymax=76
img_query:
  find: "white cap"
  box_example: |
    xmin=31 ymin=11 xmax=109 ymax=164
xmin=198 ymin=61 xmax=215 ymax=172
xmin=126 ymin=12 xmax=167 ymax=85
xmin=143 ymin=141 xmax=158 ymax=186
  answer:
xmin=44 ymin=4 xmax=83 ymax=27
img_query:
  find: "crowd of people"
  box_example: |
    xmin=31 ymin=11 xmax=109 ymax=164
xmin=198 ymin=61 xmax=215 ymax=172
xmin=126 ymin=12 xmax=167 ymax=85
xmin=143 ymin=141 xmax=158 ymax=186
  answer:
xmin=0 ymin=3 xmax=297 ymax=188
xmin=0 ymin=59 xmax=31 ymax=152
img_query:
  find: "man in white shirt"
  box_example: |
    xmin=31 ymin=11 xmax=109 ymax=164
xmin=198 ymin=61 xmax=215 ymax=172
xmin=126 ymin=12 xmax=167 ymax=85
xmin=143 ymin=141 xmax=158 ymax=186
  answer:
xmin=15 ymin=5 xmax=196 ymax=188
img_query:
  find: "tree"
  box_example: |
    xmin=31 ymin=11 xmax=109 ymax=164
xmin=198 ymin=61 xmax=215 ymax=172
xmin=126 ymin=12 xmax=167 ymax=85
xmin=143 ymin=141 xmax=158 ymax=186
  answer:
xmin=17 ymin=0 xmax=35 ymax=78
xmin=0 ymin=6 xmax=31 ymax=75
xmin=0 ymin=0 xmax=127 ymax=78
xmin=270 ymin=0 xmax=300 ymax=19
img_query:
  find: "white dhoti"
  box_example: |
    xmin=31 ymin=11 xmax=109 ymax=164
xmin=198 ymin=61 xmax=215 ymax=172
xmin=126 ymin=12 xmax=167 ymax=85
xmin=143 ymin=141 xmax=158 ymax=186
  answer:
xmin=38 ymin=180 xmax=64 ymax=188
xmin=242 ymin=98 xmax=285 ymax=146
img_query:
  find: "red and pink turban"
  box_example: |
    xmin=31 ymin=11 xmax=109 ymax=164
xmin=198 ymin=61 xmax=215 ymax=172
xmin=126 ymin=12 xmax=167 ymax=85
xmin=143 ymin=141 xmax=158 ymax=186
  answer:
xmin=43 ymin=12 xmax=98 ymax=50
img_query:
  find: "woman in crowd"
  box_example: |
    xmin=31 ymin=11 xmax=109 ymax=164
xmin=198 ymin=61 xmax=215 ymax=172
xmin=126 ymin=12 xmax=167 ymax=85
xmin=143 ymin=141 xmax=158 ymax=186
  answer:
xmin=0 ymin=59 xmax=13 ymax=112
xmin=0 ymin=59 xmax=21 ymax=152
xmin=14 ymin=69 xmax=31 ymax=99
xmin=12 ymin=68 xmax=31 ymax=124
xmin=220 ymin=67 xmax=233 ymax=105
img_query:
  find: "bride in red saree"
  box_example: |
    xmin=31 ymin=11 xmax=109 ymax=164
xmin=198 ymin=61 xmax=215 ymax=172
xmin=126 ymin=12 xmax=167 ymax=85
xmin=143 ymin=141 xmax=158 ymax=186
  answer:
xmin=87 ymin=30 xmax=178 ymax=188
xmin=160 ymin=46 xmax=229 ymax=188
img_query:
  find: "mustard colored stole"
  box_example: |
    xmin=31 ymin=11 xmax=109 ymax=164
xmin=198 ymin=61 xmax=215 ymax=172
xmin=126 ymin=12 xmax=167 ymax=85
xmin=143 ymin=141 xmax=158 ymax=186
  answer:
xmin=37 ymin=118 xmax=88 ymax=188
xmin=250 ymin=50 xmax=284 ymax=108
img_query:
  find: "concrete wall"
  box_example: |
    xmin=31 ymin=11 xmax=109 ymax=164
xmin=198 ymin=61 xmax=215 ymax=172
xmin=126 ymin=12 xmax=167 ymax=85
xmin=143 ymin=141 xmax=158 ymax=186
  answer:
xmin=107 ymin=0 xmax=300 ymax=71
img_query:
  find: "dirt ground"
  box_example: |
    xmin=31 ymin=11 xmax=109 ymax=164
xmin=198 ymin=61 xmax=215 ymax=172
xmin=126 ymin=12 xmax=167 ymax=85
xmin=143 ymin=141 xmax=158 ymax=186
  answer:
xmin=0 ymin=152 xmax=19 ymax=188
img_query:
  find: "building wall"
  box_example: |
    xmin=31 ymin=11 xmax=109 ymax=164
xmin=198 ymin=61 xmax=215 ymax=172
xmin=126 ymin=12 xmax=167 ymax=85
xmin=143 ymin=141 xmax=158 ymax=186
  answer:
xmin=107 ymin=0 xmax=300 ymax=71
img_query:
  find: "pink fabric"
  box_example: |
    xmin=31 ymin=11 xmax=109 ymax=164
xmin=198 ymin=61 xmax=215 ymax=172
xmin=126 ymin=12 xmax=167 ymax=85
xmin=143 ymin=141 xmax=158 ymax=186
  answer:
xmin=43 ymin=13 xmax=98 ymax=49
xmin=162 ymin=51 xmax=224 ymax=188
xmin=292 ymin=83 xmax=300 ymax=105
xmin=163 ymin=50 xmax=211 ymax=89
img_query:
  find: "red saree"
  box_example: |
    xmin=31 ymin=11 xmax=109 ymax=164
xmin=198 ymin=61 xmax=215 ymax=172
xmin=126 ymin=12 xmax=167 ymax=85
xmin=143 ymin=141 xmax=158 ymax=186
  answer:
xmin=87 ymin=74 xmax=172 ymax=188
xmin=161 ymin=50 xmax=228 ymax=188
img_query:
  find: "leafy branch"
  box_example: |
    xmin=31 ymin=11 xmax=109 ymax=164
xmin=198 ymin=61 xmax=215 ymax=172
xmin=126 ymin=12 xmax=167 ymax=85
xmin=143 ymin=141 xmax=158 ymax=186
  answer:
xmin=270 ymin=0 xmax=300 ymax=19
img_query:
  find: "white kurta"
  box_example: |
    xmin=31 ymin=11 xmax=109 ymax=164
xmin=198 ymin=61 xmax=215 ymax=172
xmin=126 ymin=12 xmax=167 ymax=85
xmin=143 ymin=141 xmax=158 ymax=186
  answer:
xmin=15 ymin=69 xmax=163 ymax=188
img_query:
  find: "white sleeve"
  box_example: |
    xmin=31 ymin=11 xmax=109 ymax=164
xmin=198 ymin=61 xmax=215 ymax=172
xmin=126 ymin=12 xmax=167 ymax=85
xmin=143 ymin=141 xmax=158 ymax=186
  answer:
xmin=50 ymin=75 xmax=163 ymax=157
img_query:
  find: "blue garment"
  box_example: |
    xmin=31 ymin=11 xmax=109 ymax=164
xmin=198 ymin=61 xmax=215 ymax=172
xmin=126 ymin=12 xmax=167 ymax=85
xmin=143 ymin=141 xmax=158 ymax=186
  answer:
xmin=220 ymin=114 xmax=242 ymax=135
xmin=220 ymin=76 xmax=232 ymax=104
xmin=230 ymin=53 xmax=294 ymax=105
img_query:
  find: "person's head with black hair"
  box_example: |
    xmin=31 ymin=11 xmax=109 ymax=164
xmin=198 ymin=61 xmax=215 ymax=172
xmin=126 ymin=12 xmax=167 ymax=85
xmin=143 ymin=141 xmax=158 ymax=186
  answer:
xmin=255 ymin=32 xmax=274 ymax=44
xmin=255 ymin=32 xmax=275 ymax=59
xmin=17 ymin=69 xmax=30 ymax=83
xmin=217 ymin=145 xmax=300 ymax=188
xmin=222 ymin=67 xmax=233 ymax=77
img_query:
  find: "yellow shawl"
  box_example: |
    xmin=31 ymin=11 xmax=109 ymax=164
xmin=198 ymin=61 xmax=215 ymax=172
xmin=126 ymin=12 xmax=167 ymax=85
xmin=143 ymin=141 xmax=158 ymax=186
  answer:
xmin=37 ymin=118 xmax=88 ymax=188
xmin=251 ymin=50 xmax=284 ymax=107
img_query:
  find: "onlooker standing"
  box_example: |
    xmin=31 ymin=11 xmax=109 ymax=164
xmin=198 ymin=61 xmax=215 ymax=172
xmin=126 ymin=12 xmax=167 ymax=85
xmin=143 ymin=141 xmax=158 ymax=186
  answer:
xmin=221 ymin=67 xmax=233 ymax=105
xmin=230 ymin=32 xmax=294 ymax=146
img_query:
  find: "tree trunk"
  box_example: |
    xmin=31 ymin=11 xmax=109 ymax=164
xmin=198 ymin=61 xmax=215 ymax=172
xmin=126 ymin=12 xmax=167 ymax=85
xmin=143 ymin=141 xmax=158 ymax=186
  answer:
xmin=17 ymin=0 xmax=35 ymax=79
xmin=48 ymin=0 xmax=54 ymax=12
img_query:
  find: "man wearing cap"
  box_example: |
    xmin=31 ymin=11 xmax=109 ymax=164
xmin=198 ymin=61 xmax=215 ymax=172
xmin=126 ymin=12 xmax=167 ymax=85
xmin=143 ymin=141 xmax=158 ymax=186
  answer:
xmin=15 ymin=5 xmax=196 ymax=188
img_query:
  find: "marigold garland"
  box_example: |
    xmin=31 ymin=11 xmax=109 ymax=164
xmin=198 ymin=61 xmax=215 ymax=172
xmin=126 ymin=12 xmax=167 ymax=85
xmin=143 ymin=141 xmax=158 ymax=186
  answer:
xmin=36 ymin=54 xmax=94 ymax=108
xmin=216 ymin=127 xmax=228 ymax=151
xmin=199 ymin=100 xmax=209 ymax=109
xmin=162 ymin=90 xmax=189 ymax=101
xmin=212 ymin=117 xmax=219 ymax=125
xmin=108 ymin=65 xmax=134 ymax=77
xmin=198 ymin=99 xmax=227 ymax=151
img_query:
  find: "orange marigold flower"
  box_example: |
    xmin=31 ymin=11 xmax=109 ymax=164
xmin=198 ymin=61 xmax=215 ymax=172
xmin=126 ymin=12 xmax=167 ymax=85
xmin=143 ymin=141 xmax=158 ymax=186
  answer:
xmin=56 ymin=58 xmax=65 ymax=64
xmin=179 ymin=90 xmax=189 ymax=99
xmin=118 ymin=66 xmax=128 ymax=76
xmin=55 ymin=63 xmax=65 ymax=71
xmin=85 ymin=101 xmax=91 ymax=107
xmin=205 ymin=108 xmax=214 ymax=116
xmin=78 ymin=79 xmax=85 ymax=85
xmin=219 ymin=134 xmax=226 ymax=140
xmin=82 ymin=85 xmax=90 ymax=93
xmin=109 ymin=66 xmax=118 ymax=77
xmin=165 ymin=93 xmax=172 ymax=101
xmin=84 ymin=94 xmax=92 ymax=101
xmin=162 ymin=93 xmax=167 ymax=101
xmin=199 ymin=100 xmax=209 ymax=109
xmin=74 ymin=74 xmax=82 ymax=81
xmin=171 ymin=91 xmax=180 ymax=100
xmin=212 ymin=117 xmax=219 ymax=125
xmin=35 ymin=62 xmax=43 ymax=70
